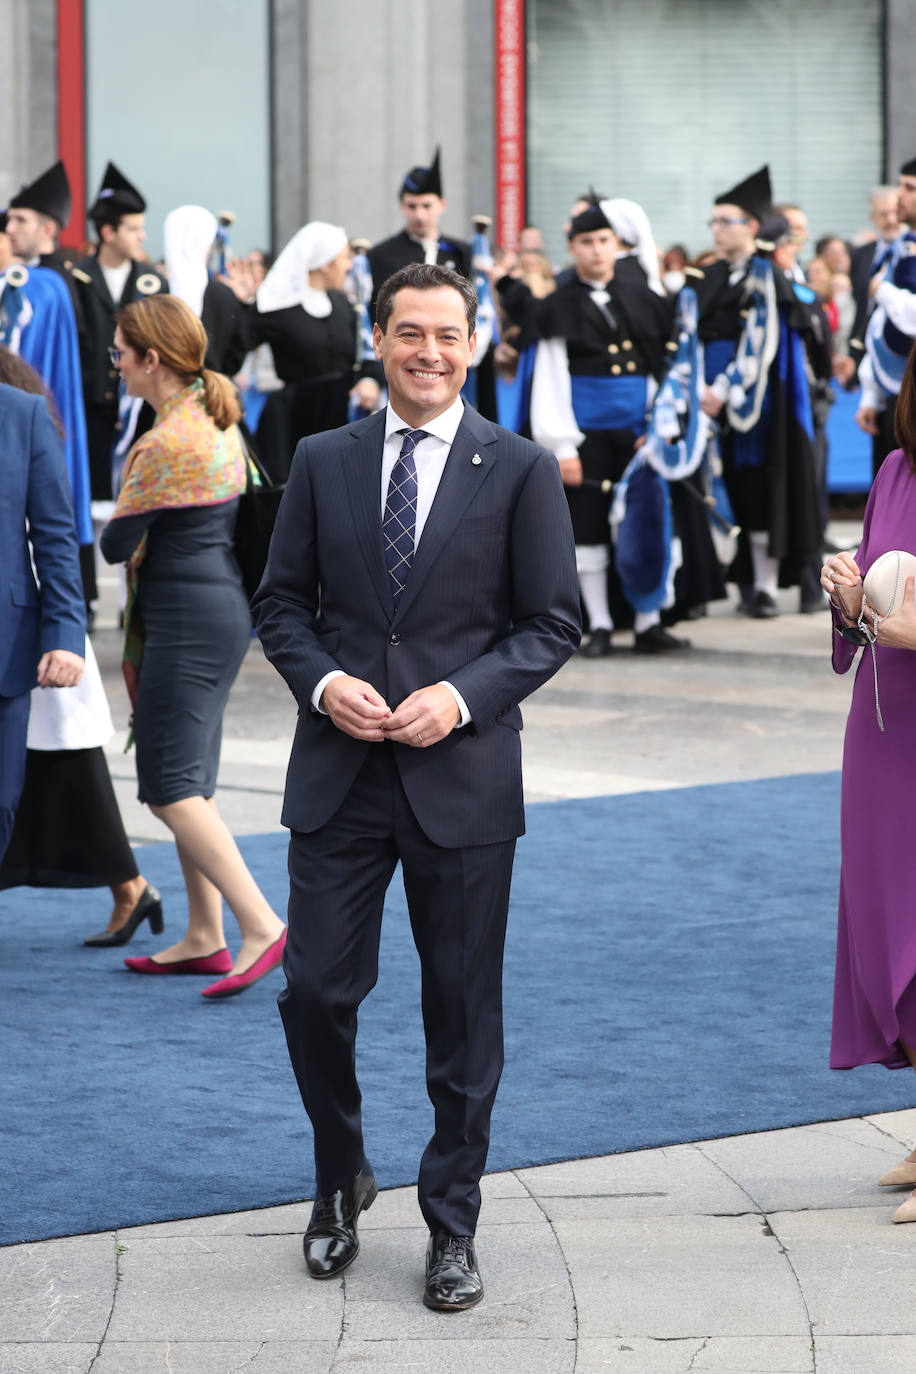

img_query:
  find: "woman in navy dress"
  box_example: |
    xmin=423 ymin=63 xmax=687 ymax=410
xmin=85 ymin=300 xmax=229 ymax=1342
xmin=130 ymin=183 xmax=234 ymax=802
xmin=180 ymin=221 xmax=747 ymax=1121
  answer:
xmin=101 ymin=296 xmax=286 ymax=998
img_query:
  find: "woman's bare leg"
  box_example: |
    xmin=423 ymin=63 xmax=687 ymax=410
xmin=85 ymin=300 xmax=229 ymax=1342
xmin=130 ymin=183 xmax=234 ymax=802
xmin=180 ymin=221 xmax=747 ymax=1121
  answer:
xmin=104 ymin=874 xmax=151 ymax=934
xmin=147 ymin=796 xmax=284 ymax=972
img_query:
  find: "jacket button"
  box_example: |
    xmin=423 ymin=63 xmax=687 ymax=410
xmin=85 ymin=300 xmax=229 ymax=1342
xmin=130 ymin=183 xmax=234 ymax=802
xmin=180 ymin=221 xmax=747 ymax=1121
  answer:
xmin=389 ymin=633 xmax=400 ymax=646
xmin=104 ymin=391 xmax=113 ymax=400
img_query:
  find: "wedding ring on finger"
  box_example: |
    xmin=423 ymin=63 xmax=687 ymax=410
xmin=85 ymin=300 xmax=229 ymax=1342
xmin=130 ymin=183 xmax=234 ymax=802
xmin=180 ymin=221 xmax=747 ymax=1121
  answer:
xmin=417 ymin=732 xmax=424 ymax=742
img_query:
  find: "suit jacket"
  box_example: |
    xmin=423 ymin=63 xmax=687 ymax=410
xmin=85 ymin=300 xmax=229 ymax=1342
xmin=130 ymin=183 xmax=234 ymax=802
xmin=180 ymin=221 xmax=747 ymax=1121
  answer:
xmin=252 ymin=404 xmax=581 ymax=847
xmin=0 ymin=383 xmax=86 ymax=698
xmin=848 ymin=239 xmax=880 ymax=375
xmin=71 ymin=256 xmax=167 ymax=407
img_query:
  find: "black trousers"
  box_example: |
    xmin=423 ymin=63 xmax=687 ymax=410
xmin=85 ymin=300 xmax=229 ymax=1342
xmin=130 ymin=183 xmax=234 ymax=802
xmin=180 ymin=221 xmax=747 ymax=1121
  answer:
xmin=280 ymin=743 xmax=517 ymax=1237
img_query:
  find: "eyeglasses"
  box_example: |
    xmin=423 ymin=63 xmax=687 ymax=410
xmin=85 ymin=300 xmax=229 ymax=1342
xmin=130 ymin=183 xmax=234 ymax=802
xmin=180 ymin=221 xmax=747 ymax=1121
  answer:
xmin=707 ymin=216 xmax=749 ymax=228
xmin=107 ymin=346 xmax=122 ymax=366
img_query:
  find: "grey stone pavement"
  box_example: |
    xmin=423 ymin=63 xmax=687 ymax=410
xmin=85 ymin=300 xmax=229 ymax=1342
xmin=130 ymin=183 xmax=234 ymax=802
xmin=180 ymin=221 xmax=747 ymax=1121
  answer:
xmin=5 ymin=520 xmax=916 ymax=1374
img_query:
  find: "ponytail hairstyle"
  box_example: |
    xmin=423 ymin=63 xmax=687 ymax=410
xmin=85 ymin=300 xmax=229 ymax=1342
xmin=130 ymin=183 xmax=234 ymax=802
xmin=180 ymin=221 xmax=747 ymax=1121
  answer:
xmin=116 ymin=295 xmax=241 ymax=430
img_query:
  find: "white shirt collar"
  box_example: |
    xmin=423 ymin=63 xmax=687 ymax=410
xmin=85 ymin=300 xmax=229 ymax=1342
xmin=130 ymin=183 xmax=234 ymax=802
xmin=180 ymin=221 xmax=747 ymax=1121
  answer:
xmin=385 ymin=396 xmax=465 ymax=447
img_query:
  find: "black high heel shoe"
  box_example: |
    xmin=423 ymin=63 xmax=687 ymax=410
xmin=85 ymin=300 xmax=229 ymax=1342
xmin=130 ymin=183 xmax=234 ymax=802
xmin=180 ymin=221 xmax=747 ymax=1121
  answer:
xmin=83 ymin=885 xmax=164 ymax=947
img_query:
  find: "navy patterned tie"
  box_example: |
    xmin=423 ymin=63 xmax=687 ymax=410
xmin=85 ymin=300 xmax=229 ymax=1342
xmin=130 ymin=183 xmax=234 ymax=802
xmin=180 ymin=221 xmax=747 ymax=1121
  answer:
xmin=384 ymin=428 xmax=427 ymax=604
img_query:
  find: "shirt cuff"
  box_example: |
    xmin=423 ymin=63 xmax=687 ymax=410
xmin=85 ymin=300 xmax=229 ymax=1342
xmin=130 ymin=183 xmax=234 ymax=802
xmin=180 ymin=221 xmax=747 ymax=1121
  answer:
xmin=554 ymin=444 xmax=580 ymax=462
xmin=311 ymin=669 xmax=345 ymax=714
xmin=439 ymin=680 xmax=471 ymax=727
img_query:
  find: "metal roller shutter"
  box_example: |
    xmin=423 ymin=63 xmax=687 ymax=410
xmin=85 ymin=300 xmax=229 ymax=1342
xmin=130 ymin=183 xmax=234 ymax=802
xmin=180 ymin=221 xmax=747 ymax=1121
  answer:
xmin=527 ymin=0 xmax=883 ymax=262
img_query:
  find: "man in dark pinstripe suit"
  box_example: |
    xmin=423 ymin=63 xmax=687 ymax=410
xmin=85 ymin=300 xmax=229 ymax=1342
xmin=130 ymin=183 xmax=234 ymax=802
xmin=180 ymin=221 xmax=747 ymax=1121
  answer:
xmin=254 ymin=263 xmax=580 ymax=1310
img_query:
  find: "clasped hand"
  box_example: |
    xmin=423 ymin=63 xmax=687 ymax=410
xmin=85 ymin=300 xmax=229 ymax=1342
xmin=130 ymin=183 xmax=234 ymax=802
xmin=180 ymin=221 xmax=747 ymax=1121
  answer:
xmin=321 ymin=676 xmax=460 ymax=746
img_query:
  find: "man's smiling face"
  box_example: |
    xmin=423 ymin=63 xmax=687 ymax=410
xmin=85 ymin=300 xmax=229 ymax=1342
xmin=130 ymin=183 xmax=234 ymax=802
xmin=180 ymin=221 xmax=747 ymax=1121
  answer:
xmin=373 ymin=285 xmax=476 ymax=427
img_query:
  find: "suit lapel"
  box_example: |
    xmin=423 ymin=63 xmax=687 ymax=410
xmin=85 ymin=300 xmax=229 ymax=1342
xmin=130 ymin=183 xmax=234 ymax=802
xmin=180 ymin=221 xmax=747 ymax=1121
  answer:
xmin=394 ymin=407 xmax=500 ymax=622
xmin=340 ymin=411 xmax=393 ymax=619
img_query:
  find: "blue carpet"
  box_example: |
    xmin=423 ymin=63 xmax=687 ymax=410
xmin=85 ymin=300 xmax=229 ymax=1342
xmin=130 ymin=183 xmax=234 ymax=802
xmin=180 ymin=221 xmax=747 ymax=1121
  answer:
xmin=2 ymin=772 xmax=914 ymax=1246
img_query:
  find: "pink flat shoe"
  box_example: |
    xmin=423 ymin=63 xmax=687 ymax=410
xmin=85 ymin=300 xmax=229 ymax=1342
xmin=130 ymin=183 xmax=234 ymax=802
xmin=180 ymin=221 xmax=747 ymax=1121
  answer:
xmin=201 ymin=930 xmax=287 ymax=999
xmin=124 ymin=949 xmax=233 ymax=976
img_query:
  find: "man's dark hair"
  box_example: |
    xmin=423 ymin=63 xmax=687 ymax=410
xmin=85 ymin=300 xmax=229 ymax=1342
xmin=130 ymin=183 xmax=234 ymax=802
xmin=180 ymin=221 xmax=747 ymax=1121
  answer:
xmin=91 ymin=212 xmax=125 ymax=239
xmin=375 ymin=262 xmax=477 ymax=337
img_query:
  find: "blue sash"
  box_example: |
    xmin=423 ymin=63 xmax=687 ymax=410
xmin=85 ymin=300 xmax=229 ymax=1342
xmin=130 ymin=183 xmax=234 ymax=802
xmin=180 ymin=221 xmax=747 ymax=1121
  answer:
xmin=704 ymin=337 xmax=735 ymax=386
xmin=571 ymin=374 xmax=647 ymax=432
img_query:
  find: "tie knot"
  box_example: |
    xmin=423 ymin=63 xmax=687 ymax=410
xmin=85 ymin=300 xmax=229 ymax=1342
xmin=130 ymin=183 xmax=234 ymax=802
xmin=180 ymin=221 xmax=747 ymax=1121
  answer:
xmin=399 ymin=428 xmax=429 ymax=456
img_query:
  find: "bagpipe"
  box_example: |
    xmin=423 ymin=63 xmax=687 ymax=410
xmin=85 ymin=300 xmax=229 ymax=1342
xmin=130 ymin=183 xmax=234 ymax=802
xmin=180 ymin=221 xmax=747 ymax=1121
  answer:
xmin=214 ymin=210 xmax=236 ymax=277
xmin=611 ymin=286 xmax=735 ymax=612
xmin=0 ymin=263 xmax=34 ymax=353
xmin=470 ymin=214 xmax=499 ymax=364
xmin=865 ymin=232 xmax=916 ymax=396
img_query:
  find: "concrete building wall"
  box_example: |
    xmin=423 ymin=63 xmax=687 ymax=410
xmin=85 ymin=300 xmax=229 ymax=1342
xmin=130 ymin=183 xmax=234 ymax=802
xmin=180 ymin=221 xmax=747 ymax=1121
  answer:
xmin=885 ymin=0 xmax=916 ymax=177
xmin=0 ymin=0 xmax=56 ymax=206
xmin=272 ymin=0 xmax=494 ymax=250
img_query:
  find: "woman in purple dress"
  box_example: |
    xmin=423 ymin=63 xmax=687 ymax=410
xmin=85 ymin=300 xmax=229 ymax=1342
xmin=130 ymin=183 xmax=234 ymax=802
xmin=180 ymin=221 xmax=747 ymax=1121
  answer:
xmin=824 ymin=348 xmax=916 ymax=1223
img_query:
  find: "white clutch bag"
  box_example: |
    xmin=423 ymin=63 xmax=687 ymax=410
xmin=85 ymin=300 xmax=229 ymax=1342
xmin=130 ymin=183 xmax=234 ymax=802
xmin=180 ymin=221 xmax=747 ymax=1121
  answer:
xmin=863 ymin=549 xmax=916 ymax=617
xmin=857 ymin=550 xmax=916 ymax=734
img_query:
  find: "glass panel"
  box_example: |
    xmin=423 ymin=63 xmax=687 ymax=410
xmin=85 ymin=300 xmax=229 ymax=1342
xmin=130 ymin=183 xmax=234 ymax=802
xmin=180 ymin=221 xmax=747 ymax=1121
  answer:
xmin=84 ymin=0 xmax=271 ymax=262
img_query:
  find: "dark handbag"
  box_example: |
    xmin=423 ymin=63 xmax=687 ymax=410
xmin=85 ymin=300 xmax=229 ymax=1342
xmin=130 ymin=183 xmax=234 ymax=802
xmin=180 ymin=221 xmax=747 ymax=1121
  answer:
xmin=233 ymin=436 xmax=285 ymax=600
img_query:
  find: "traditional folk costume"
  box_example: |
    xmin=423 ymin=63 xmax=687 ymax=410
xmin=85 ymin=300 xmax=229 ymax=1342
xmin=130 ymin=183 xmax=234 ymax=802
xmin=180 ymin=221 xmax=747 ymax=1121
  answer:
xmin=530 ymin=201 xmax=721 ymax=655
xmin=367 ymin=150 xmax=495 ymax=418
xmin=72 ymin=162 xmax=166 ymax=505
xmin=367 ymin=149 xmax=471 ymax=301
xmin=693 ymin=168 xmax=821 ymax=617
xmin=164 ymin=205 xmax=250 ymax=377
xmin=858 ymin=157 xmax=916 ymax=478
xmin=249 ymin=223 xmax=369 ymax=482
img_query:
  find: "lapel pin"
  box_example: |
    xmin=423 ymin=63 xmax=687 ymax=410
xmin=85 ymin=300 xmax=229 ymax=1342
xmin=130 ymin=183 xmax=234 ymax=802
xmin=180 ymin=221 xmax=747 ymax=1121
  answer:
xmin=471 ymin=454 xmax=482 ymax=466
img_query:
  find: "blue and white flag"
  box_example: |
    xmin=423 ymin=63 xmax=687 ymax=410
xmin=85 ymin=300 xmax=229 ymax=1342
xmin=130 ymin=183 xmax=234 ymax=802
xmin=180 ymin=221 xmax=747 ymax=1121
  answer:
xmin=640 ymin=287 xmax=711 ymax=481
xmin=724 ymin=255 xmax=779 ymax=434
xmin=471 ymin=228 xmax=499 ymax=366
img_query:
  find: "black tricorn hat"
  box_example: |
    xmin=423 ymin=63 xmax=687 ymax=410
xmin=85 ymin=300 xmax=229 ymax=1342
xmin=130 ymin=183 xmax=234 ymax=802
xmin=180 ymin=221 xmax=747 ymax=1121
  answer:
xmin=89 ymin=161 xmax=146 ymax=223
xmin=568 ymin=202 xmax=613 ymax=238
xmin=400 ymin=147 xmax=442 ymax=198
xmin=9 ymin=159 xmax=71 ymax=226
xmin=715 ymin=165 xmax=772 ymax=224
xmin=900 ymin=157 xmax=916 ymax=178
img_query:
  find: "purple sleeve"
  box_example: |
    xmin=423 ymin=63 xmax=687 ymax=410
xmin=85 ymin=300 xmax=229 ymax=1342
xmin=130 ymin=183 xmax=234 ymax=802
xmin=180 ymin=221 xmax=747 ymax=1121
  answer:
xmin=831 ymin=465 xmax=880 ymax=674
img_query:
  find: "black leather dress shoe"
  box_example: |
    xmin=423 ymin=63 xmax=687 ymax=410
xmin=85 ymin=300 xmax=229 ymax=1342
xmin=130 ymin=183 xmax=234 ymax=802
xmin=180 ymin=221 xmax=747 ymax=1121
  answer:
xmin=303 ymin=1168 xmax=377 ymax=1278
xmin=633 ymin=624 xmax=691 ymax=654
xmin=581 ymin=628 xmax=612 ymax=658
xmin=750 ymin=590 xmax=780 ymax=619
xmin=423 ymin=1231 xmax=484 ymax=1311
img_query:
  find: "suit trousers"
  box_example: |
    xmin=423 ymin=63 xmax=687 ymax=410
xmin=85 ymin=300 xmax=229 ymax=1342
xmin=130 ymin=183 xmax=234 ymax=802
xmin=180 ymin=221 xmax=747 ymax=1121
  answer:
xmin=0 ymin=693 xmax=31 ymax=864
xmin=280 ymin=741 xmax=516 ymax=1238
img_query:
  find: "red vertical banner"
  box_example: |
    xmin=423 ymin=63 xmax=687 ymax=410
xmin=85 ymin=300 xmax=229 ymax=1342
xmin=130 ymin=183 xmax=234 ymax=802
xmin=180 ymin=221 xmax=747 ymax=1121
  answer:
xmin=495 ymin=0 xmax=526 ymax=252
xmin=57 ymin=0 xmax=86 ymax=248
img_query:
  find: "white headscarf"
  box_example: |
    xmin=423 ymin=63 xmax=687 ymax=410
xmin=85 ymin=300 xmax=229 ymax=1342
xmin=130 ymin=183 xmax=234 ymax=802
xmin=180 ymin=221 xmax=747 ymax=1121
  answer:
xmin=601 ymin=198 xmax=664 ymax=296
xmin=256 ymin=222 xmax=349 ymax=318
xmin=163 ymin=206 xmax=218 ymax=317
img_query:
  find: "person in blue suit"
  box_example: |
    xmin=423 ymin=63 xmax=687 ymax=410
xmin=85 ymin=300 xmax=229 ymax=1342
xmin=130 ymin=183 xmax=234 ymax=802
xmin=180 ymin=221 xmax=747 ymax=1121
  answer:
xmin=0 ymin=380 xmax=86 ymax=861
xmin=253 ymin=263 xmax=580 ymax=1312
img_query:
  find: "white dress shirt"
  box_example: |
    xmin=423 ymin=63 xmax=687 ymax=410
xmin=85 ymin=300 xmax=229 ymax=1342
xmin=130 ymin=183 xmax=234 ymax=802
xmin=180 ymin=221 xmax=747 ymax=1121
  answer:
xmin=311 ymin=397 xmax=471 ymax=725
